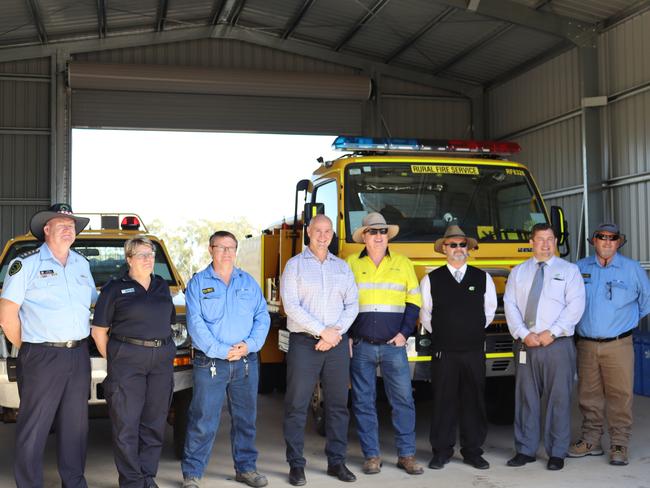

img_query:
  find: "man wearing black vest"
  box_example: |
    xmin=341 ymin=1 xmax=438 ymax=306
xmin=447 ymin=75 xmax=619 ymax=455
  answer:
xmin=419 ymin=224 xmax=497 ymax=470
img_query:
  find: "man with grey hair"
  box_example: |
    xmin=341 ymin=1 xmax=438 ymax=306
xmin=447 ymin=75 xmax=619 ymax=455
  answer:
xmin=281 ymin=214 xmax=359 ymax=486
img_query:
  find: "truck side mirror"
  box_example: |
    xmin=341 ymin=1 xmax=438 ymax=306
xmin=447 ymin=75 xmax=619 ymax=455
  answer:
xmin=303 ymin=203 xmax=324 ymax=246
xmin=550 ymin=205 xmax=570 ymax=257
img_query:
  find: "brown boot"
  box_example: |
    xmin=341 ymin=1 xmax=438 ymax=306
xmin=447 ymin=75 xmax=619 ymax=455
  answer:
xmin=397 ymin=456 xmax=424 ymax=475
xmin=362 ymin=457 xmax=382 ymax=474
xmin=609 ymin=445 xmax=629 ymax=466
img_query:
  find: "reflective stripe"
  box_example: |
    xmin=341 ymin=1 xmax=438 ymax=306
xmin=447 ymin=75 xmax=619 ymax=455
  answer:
xmin=407 ymin=352 xmax=515 ymax=361
xmin=357 ymin=282 xmax=406 ymax=292
xmin=407 ymin=287 xmax=420 ymax=295
xmin=359 ymin=304 xmax=406 ymax=313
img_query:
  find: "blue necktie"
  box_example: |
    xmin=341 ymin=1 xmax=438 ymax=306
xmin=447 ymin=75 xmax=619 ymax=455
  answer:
xmin=524 ymin=261 xmax=546 ymax=329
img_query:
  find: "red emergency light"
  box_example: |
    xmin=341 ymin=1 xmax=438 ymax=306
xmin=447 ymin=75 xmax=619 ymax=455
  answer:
xmin=120 ymin=216 xmax=141 ymax=230
xmin=333 ymin=136 xmax=521 ymax=156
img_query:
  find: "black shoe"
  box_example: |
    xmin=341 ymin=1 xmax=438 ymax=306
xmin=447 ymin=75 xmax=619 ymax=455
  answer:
xmin=145 ymin=480 xmax=159 ymax=488
xmin=507 ymin=453 xmax=536 ymax=467
xmin=289 ymin=467 xmax=306 ymax=486
xmin=326 ymin=464 xmax=356 ymax=482
xmin=463 ymin=455 xmax=490 ymax=470
xmin=547 ymin=457 xmax=564 ymax=471
xmin=428 ymin=455 xmax=451 ymax=470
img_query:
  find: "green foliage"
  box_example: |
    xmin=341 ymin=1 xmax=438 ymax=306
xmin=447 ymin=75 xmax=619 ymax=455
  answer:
xmin=149 ymin=217 xmax=257 ymax=284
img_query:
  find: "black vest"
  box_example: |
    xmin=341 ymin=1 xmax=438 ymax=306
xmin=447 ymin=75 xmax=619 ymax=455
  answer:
xmin=428 ymin=265 xmax=487 ymax=352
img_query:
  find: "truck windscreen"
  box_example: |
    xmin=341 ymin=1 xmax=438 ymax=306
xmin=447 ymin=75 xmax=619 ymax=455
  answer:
xmin=345 ymin=162 xmax=546 ymax=243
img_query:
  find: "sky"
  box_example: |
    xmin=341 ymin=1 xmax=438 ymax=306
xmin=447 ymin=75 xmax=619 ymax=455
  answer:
xmin=71 ymin=130 xmax=342 ymax=230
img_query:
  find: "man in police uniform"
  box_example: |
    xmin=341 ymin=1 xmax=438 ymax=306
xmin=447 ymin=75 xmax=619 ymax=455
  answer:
xmin=0 ymin=203 xmax=97 ymax=488
xmin=346 ymin=213 xmax=423 ymax=476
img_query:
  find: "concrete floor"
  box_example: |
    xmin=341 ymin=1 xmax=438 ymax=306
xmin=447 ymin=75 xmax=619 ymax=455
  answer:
xmin=1 ymin=392 xmax=649 ymax=488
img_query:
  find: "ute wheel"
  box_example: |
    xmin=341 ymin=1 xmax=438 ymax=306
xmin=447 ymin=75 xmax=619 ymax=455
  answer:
xmin=310 ymin=383 xmax=326 ymax=437
xmin=485 ymin=377 xmax=515 ymax=425
xmin=172 ymin=389 xmax=193 ymax=459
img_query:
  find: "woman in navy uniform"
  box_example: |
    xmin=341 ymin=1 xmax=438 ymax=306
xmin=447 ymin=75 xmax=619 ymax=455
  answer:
xmin=92 ymin=236 xmax=176 ymax=488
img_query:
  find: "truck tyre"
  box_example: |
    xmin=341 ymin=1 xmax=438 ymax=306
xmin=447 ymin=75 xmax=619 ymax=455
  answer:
xmin=310 ymin=383 xmax=326 ymax=437
xmin=172 ymin=388 xmax=193 ymax=459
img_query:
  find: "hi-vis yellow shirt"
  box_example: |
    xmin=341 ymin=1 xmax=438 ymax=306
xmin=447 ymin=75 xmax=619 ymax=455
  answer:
xmin=346 ymin=249 xmax=422 ymax=339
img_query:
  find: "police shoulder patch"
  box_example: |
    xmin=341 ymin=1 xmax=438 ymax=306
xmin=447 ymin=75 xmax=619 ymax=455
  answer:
xmin=8 ymin=260 xmax=22 ymax=276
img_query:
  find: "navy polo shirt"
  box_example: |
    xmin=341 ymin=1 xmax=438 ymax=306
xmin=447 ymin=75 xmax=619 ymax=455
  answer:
xmin=92 ymin=273 xmax=175 ymax=340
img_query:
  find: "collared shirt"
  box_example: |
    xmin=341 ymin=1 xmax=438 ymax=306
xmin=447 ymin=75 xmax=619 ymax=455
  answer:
xmin=419 ymin=263 xmax=498 ymax=332
xmin=576 ymin=252 xmax=650 ymax=338
xmin=92 ymin=273 xmax=175 ymax=340
xmin=281 ymin=247 xmax=358 ymax=336
xmin=504 ymin=256 xmax=585 ymax=340
xmin=186 ymin=264 xmax=270 ymax=359
xmin=346 ymin=248 xmax=422 ymax=340
xmin=1 ymin=243 xmax=98 ymax=342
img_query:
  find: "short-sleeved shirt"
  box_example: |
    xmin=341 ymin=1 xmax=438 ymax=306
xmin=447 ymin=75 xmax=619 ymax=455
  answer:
xmin=1 ymin=243 xmax=97 ymax=342
xmin=92 ymin=273 xmax=175 ymax=340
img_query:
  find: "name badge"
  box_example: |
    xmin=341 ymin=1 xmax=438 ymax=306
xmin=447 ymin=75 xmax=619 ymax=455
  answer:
xmin=40 ymin=269 xmax=55 ymax=277
xmin=202 ymin=287 xmax=214 ymax=294
xmin=121 ymin=288 xmax=135 ymax=294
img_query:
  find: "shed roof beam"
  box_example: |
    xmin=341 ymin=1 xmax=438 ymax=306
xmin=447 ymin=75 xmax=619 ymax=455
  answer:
xmin=281 ymin=0 xmax=316 ymax=40
xmin=384 ymin=6 xmax=455 ymax=64
xmin=334 ymin=0 xmax=391 ymax=52
xmin=219 ymin=0 xmax=247 ymax=25
xmin=432 ymin=0 xmax=596 ymax=45
xmin=97 ymin=0 xmax=107 ymax=38
xmin=25 ymin=0 xmax=48 ymax=44
xmin=155 ymin=0 xmax=169 ymax=31
xmin=209 ymin=0 xmax=227 ymax=25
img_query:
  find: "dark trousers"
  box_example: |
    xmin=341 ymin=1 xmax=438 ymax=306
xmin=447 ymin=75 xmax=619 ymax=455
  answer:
xmin=283 ymin=333 xmax=350 ymax=468
xmin=104 ymin=339 xmax=175 ymax=488
xmin=429 ymin=349 xmax=487 ymax=459
xmin=15 ymin=341 xmax=91 ymax=488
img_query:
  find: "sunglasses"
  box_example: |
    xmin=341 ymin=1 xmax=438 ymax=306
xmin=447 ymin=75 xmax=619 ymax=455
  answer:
xmin=364 ymin=228 xmax=388 ymax=235
xmin=444 ymin=242 xmax=468 ymax=248
xmin=594 ymin=233 xmax=620 ymax=241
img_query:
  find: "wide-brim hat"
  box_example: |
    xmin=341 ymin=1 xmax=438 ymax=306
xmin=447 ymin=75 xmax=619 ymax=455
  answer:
xmin=30 ymin=203 xmax=90 ymax=241
xmin=587 ymin=222 xmax=626 ymax=247
xmin=352 ymin=212 xmax=399 ymax=243
xmin=434 ymin=224 xmax=478 ymax=254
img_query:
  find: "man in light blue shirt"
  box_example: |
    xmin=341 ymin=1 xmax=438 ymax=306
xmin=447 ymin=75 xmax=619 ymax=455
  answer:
xmin=504 ymin=223 xmax=585 ymax=471
xmin=181 ymin=230 xmax=270 ymax=488
xmin=569 ymin=223 xmax=650 ymax=466
xmin=281 ymin=214 xmax=358 ymax=486
xmin=0 ymin=203 xmax=96 ymax=488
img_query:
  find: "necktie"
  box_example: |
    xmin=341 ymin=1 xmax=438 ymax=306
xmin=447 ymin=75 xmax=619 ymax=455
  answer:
xmin=454 ymin=270 xmax=462 ymax=283
xmin=524 ymin=261 xmax=546 ymax=328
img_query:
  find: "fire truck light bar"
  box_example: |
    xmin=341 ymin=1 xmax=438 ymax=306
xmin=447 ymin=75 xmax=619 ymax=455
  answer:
xmin=333 ymin=136 xmax=521 ymax=156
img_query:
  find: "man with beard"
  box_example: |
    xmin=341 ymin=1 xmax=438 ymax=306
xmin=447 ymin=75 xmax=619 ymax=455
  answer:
xmin=419 ymin=224 xmax=497 ymax=470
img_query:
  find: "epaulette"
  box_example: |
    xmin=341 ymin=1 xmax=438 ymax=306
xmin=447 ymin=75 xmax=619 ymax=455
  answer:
xmin=18 ymin=248 xmax=40 ymax=259
xmin=71 ymin=248 xmax=89 ymax=261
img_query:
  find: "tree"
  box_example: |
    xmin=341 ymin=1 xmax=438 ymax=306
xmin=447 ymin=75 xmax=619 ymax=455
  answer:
xmin=149 ymin=217 xmax=257 ymax=284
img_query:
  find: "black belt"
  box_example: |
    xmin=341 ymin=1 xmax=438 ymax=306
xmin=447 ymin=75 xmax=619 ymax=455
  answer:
xmin=111 ymin=334 xmax=172 ymax=348
xmin=355 ymin=336 xmax=388 ymax=345
xmin=292 ymin=332 xmax=320 ymax=340
xmin=578 ymin=329 xmax=633 ymax=343
xmin=38 ymin=338 xmax=87 ymax=348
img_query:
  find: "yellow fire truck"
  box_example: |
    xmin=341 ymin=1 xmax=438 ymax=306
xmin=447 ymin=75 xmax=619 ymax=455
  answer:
xmin=239 ymin=136 xmax=568 ymax=426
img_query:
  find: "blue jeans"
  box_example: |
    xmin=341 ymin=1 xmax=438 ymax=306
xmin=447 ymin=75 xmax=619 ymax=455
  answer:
xmin=350 ymin=340 xmax=416 ymax=458
xmin=181 ymin=352 xmax=259 ymax=478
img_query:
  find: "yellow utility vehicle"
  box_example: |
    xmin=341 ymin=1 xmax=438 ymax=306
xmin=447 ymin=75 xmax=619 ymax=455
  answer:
xmin=239 ymin=136 xmax=568 ymax=426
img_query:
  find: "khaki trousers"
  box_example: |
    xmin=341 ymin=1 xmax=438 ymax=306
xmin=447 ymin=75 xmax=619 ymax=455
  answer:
xmin=576 ymin=335 xmax=634 ymax=446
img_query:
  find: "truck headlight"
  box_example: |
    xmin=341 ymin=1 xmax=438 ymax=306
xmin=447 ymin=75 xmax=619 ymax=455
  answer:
xmin=171 ymin=323 xmax=190 ymax=348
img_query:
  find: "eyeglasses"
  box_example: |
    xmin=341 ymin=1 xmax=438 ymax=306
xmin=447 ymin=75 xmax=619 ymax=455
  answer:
xmin=211 ymin=245 xmax=237 ymax=253
xmin=364 ymin=228 xmax=388 ymax=236
xmin=132 ymin=252 xmax=156 ymax=260
xmin=444 ymin=242 xmax=467 ymax=248
xmin=594 ymin=233 xmax=620 ymax=241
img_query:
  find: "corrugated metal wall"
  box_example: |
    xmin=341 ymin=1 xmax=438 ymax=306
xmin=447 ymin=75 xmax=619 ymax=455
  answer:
xmin=0 ymin=58 xmax=51 ymax=248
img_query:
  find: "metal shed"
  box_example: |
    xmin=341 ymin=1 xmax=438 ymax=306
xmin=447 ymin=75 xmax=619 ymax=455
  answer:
xmin=1 ymin=0 xmax=649 ymax=273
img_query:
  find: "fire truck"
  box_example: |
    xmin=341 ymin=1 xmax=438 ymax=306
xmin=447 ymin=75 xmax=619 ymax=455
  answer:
xmin=238 ymin=136 xmax=568 ymax=427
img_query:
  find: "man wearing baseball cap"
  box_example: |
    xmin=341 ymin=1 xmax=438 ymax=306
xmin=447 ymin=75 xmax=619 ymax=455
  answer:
xmin=0 ymin=203 xmax=97 ymax=487
xmin=569 ymin=223 xmax=650 ymax=466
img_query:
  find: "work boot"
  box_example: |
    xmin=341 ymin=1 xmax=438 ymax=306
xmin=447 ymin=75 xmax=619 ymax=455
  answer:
xmin=609 ymin=445 xmax=629 ymax=466
xmin=396 ymin=456 xmax=424 ymax=475
xmin=362 ymin=457 xmax=382 ymax=474
xmin=235 ymin=471 xmax=269 ymax=487
xmin=568 ymin=439 xmax=604 ymax=458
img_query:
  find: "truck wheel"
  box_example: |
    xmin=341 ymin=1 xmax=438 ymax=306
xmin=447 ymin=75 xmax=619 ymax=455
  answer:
xmin=172 ymin=388 xmax=193 ymax=459
xmin=310 ymin=383 xmax=326 ymax=437
xmin=485 ymin=376 xmax=515 ymax=425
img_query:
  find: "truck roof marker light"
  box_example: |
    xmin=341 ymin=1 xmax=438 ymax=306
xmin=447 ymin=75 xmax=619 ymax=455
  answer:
xmin=333 ymin=136 xmax=521 ymax=156
xmin=121 ymin=216 xmax=140 ymax=230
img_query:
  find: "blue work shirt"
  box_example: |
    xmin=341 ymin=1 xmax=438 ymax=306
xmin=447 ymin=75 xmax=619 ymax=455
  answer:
xmin=186 ymin=264 xmax=270 ymax=360
xmin=1 ymin=243 xmax=98 ymax=342
xmin=281 ymin=247 xmax=358 ymax=336
xmin=504 ymin=256 xmax=585 ymax=340
xmin=576 ymin=252 xmax=650 ymax=338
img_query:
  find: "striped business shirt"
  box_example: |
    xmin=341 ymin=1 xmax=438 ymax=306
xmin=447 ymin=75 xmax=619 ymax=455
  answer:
xmin=281 ymin=247 xmax=359 ymax=337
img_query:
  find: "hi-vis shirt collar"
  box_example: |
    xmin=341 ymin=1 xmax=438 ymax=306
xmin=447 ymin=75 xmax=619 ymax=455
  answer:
xmin=359 ymin=247 xmax=391 ymax=259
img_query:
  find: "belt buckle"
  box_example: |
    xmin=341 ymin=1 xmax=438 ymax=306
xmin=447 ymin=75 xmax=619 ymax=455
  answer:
xmin=66 ymin=340 xmax=74 ymax=348
xmin=154 ymin=339 xmax=161 ymax=347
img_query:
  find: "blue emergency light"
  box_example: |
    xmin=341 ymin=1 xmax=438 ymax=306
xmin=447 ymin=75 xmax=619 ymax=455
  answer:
xmin=333 ymin=136 xmax=520 ymax=155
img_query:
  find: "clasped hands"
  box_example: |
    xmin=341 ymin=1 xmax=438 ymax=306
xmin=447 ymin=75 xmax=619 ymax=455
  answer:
xmin=523 ymin=330 xmax=555 ymax=348
xmin=226 ymin=341 xmax=248 ymax=361
xmin=315 ymin=327 xmax=341 ymax=352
